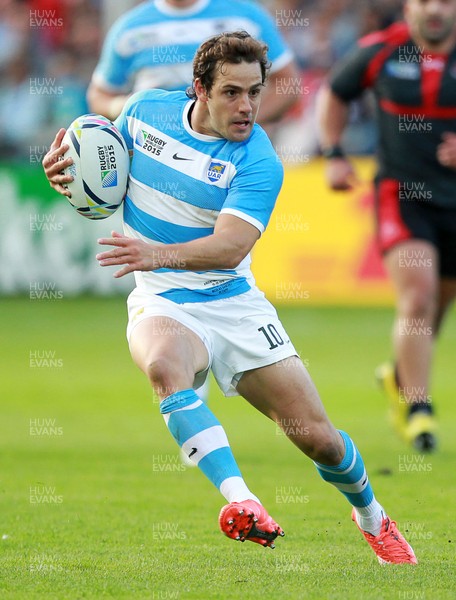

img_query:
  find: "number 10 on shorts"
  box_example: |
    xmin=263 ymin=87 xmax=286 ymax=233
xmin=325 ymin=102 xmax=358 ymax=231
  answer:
xmin=258 ymin=324 xmax=285 ymax=350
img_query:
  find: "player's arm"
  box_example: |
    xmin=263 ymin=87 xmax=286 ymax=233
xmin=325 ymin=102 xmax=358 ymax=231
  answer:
xmin=317 ymin=84 xmax=357 ymax=191
xmin=257 ymin=60 xmax=300 ymax=125
xmin=318 ymin=37 xmax=382 ymax=190
xmin=87 ymin=14 xmax=131 ymax=120
xmin=42 ymin=129 xmax=73 ymax=198
xmin=96 ymin=214 xmax=260 ymax=278
xmin=86 ymin=81 xmax=130 ymax=121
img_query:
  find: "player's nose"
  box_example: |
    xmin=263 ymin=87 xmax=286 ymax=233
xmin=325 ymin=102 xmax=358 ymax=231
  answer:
xmin=238 ymin=93 xmax=252 ymax=114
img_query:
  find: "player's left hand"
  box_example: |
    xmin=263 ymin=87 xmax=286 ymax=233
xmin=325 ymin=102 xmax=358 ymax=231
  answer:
xmin=437 ymin=132 xmax=456 ymax=169
xmin=97 ymin=231 xmax=168 ymax=278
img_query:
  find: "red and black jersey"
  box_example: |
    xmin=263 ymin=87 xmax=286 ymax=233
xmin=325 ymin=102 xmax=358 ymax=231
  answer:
xmin=329 ymin=22 xmax=456 ymax=208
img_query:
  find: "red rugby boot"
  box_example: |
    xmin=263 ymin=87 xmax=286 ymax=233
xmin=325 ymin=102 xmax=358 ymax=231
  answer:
xmin=219 ymin=499 xmax=284 ymax=549
xmin=352 ymin=509 xmax=417 ymax=564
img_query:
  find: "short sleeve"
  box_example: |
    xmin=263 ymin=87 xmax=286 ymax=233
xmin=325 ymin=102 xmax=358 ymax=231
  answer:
xmin=250 ymin=3 xmax=294 ymax=72
xmin=329 ymin=42 xmax=382 ymax=101
xmin=221 ymin=141 xmax=284 ymax=234
xmin=91 ymin=17 xmax=132 ymax=93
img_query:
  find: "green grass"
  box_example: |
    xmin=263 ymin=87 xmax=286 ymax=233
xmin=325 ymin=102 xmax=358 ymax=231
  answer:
xmin=1 ymin=297 xmax=455 ymax=599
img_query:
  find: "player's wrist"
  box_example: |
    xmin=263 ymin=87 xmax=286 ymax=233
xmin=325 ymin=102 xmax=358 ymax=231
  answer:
xmin=322 ymin=144 xmax=346 ymax=160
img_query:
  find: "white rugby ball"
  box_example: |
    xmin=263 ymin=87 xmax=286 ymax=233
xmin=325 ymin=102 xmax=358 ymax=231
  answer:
xmin=62 ymin=114 xmax=129 ymax=220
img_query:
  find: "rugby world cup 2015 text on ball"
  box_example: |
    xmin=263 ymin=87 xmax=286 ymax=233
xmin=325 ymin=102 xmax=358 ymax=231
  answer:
xmin=62 ymin=114 xmax=129 ymax=220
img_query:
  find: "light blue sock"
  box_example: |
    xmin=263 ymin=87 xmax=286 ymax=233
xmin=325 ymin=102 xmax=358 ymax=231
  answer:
xmin=160 ymin=388 xmax=260 ymax=504
xmin=314 ymin=430 xmax=384 ymax=535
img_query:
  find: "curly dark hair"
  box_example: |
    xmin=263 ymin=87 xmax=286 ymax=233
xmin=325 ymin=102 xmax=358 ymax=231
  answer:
xmin=187 ymin=31 xmax=270 ymax=99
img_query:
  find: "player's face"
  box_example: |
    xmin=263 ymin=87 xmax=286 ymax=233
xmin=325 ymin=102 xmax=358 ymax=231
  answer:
xmin=406 ymin=0 xmax=456 ymax=45
xmin=196 ymin=61 xmax=263 ymax=142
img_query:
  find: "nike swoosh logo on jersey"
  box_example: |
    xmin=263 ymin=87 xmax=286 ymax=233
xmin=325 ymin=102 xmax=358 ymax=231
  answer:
xmin=173 ymin=153 xmax=193 ymax=161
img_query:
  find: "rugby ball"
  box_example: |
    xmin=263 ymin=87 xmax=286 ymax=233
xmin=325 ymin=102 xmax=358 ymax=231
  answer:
xmin=62 ymin=114 xmax=129 ymax=220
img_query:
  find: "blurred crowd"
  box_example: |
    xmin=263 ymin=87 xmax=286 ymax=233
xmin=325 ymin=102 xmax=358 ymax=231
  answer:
xmin=0 ymin=0 xmax=404 ymax=161
xmin=0 ymin=0 xmax=100 ymax=159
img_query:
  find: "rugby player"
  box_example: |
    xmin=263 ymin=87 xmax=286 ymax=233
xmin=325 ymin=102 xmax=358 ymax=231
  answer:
xmin=318 ymin=0 xmax=456 ymax=452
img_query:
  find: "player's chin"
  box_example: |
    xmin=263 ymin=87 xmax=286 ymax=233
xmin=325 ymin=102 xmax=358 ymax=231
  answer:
xmin=227 ymin=123 xmax=253 ymax=142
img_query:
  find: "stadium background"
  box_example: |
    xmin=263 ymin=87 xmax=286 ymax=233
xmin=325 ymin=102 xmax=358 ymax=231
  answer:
xmin=0 ymin=0 xmax=405 ymax=304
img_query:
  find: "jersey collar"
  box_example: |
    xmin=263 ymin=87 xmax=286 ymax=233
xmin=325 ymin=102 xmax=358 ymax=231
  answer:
xmin=183 ymin=99 xmax=221 ymax=142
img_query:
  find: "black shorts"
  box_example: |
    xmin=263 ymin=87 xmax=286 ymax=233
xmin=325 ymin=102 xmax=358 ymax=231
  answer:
xmin=375 ymin=178 xmax=456 ymax=277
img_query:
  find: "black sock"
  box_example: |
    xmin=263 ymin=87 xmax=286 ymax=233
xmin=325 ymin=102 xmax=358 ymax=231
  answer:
xmin=409 ymin=401 xmax=434 ymax=416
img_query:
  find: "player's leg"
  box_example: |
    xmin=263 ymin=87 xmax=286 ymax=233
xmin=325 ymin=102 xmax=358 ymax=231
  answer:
xmin=129 ymin=313 xmax=208 ymax=466
xmin=384 ymin=240 xmax=437 ymax=401
xmin=128 ymin=313 xmax=266 ymax=516
xmin=180 ymin=378 xmax=211 ymax=466
xmin=129 ymin=315 xmax=208 ymax=399
xmin=237 ymin=357 xmax=343 ymax=462
xmin=373 ymin=182 xmax=440 ymax=450
xmin=237 ymin=359 xmax=376 ymax=516
xmin=236 ymin=358 xmax=416 ymax=563
xmin=382 ymin=240 xmax=438 ymax=449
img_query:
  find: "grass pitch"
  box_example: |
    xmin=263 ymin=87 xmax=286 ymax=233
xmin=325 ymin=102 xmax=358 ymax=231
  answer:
xmin=1 ymin=297 xmax=455 ymax=599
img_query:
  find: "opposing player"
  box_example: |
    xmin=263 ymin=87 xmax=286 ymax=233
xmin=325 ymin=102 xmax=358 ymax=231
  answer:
xmin=87 ymin=0 xmax=299 ymax=127
xmin=318 ymin=0 xmax=456 ymax=452
xmin=43 ymin=32 xmax=416 ymax=564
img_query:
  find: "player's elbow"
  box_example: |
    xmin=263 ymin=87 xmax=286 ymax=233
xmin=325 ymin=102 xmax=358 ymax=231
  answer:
xmin=86 ymin=83 xmax=120 ymax=120
xmin=223 ymin=244 xmax=251 ymax=270
xmin=266 ymin=62 xmax=301 ymax=118
xmin=283 ymin=65 xmax=302 ymax=110
xmin=86 ymin=83 xmax=101 ymax=113
xmin=215 ymin=251 xmax=239 ymax=270
xmin=224 ymin=254 xmax=243 ymax=270
xmin=211 ymin=217 xmax=259 ymax=269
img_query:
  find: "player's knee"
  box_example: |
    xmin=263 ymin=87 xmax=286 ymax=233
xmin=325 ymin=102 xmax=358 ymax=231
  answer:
xmin=311 ymin=437 xmax=345 ymax=466
xmin=293 ymin=426 xmax=344 ymax=465
xmin=144 ymin=355 xmax=179 ymax=396
xmin=144 ymin=354 xmax=196 ymax=399
xmin=401 ymin=284 xmax=437 ymax=320
xmin=306 ymin=437 xmax=344 ymax=465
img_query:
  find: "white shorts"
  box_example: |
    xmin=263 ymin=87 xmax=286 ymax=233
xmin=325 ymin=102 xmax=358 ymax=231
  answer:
xmin=126 ymin=287 xmax=298 ymax=397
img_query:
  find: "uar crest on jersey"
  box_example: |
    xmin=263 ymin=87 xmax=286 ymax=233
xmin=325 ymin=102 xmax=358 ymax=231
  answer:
xmin=207 ymin=160 xmax=226 ymax=182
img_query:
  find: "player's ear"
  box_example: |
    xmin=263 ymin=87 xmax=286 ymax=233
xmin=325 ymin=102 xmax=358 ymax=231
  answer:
xmin=194 ymin=78 xmax=209 ymax=103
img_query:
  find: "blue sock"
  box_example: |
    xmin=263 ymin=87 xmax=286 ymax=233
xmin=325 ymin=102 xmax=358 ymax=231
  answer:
xmin=314 ymin=430 xmax=384 ymax=535
xmin=160 ymin=389 xmax=259 ymax=504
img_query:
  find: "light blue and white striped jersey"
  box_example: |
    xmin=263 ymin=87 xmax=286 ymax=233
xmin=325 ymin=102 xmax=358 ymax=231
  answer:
xmin=115 ymin=89 xmax=283 ymax=303
xmin=92 ymin=0 xmax=293 ymax=93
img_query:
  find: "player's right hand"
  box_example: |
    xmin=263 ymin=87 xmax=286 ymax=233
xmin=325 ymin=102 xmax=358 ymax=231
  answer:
xmin=42 ymin=128 xmax=73 ymax=198
xmin=437 ymin=132 xmax=456 ymax=170
xmin=325 ymin=157 xmax=358 ymax=191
